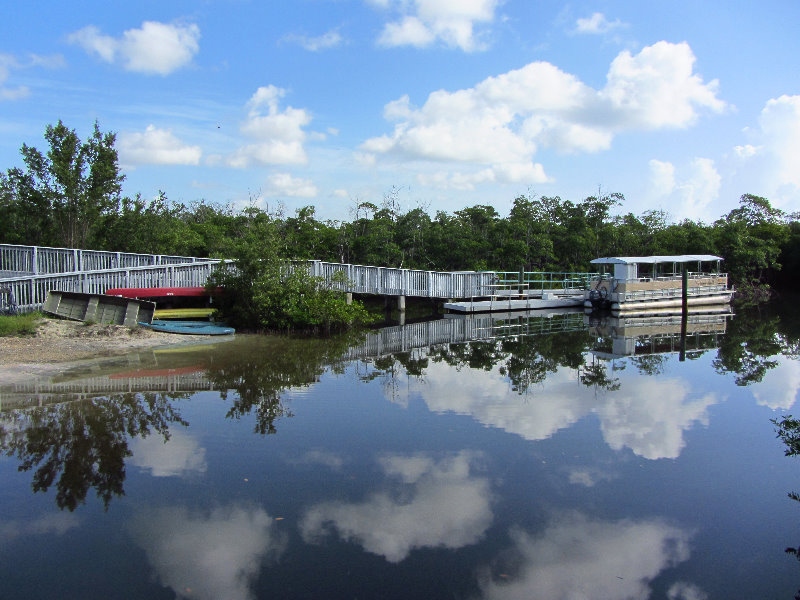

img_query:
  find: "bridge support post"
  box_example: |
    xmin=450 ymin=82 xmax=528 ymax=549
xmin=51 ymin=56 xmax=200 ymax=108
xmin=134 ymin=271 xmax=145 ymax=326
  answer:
xmin=345 ymin=292 xmax=353 ymax=305
xmin=397 ymin=295 xmax=406 ymax=313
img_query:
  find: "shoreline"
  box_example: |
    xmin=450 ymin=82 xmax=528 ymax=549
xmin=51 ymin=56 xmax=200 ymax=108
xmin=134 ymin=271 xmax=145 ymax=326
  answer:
xmin=0 ymin=319 xmax=215 ymax=386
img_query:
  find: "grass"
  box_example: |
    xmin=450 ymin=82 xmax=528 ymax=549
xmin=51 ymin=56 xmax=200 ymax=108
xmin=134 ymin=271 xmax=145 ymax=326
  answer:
xmin=0 ymin=312 xmax=43 ymax=337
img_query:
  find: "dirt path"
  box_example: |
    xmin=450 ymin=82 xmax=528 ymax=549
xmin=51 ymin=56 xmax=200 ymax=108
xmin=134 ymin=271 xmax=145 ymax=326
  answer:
xmin=0 ymin=319 xmax=212 ymax=386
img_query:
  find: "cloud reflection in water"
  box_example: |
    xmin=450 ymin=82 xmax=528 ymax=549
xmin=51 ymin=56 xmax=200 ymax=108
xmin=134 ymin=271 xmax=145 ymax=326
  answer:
xmin=480 ymin=512 xmax=697 ymax=600
xmin=300 ymin=450 xmax=492 ymax=562
xmin=131 ymin=505 xmax=286 ymax=600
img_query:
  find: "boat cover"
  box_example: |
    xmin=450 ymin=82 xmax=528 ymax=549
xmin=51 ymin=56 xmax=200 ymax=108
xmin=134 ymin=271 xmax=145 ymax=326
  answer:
xmin=590 ymin=255 xmax=723 ymax=265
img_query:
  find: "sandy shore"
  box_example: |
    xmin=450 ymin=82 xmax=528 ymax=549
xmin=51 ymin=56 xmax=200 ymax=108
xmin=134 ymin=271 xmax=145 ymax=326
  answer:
xmin=0 ymin=318 xmax=212 ymax=386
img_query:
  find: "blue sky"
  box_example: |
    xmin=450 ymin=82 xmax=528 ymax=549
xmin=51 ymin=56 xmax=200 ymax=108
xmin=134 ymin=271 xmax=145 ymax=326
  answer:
xmin=2 ymin=0 xmax=799 ymax=223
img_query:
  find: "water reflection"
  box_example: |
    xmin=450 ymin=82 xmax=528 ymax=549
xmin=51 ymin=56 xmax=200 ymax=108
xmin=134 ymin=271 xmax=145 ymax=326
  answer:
xmin=0 ymin=391 xmax=187 ymax=510
xmin=300 ymin=451 xmax=492 ymax=563
xmin=130 ymin=428 xmax=207 ymax=478
xmin=130 ymin=504 xmax=286 ymax=600
xmin=478 ymin=513 xmax=695 ymax=599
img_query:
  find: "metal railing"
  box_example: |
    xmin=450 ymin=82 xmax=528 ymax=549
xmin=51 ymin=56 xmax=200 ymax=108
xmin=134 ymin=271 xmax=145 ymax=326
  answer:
xmin=1 ymin=261 xmax=222 ymax=313
xmin=303 ymin=261 xmax=498 ymax=299
xmin=493 ymin=271 xmax=600 ymax=294
xmin=0 ymin=244 xmax=209 ymax=278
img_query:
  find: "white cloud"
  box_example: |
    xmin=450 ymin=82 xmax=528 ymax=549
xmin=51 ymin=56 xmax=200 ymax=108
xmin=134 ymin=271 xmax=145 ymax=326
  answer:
xmin=118 ymin=125 xmax=202 ymax=166
xmin=283 ymin=29 xmax=344 ymax=51
xmin=0 ymin=53 xmax=64 ymax=101
xmin=601 ymin=41 xmax=726 ymax=130
xmin=758 ymin=95 xmax=800 ymax=190
xmin=68 ymin=21 xmax=200 ymax=75
xmin=479 ymin=513 xmax=692 ymax=599
xmin=131 ymin=505 xmax=286 ymax=600
xmin=375 ymin=0 xmax=499 ymax=51
xmin=300 ymin=451 xmax=493 ymax=562
xmin=575 ymin=12 xmax=625 ymax=34
xmin=227 ymin=86 xmax=312 ymax=168
xmin=734 ymin=144 xmax=761 ymax=158
xmin=130 ymin=429 xmax=207 ymax=477
xmin=648 ymin=157 xmax=721 ymax=222
xmin=265 ymin=173 xmax=318 ymax=198
xmin=363 ymin=41 xmax=725 ymax=190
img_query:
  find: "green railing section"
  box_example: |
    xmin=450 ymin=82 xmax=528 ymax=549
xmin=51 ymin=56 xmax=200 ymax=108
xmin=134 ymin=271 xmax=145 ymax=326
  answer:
xmin=492 ymin=271 xmax=601 ymax=294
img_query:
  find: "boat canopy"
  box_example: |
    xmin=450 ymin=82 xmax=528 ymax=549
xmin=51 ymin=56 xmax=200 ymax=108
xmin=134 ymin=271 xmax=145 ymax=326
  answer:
xmin=590 ymin=255 xmax=723 ymax=265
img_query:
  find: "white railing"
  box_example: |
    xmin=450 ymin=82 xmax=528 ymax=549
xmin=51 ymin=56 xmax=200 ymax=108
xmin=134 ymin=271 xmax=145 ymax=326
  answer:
xmin=0 ymin=243 xmax=208 ymax=278
xmin=1 ymin=261 xmax=222 ymax=312
xmin=306 ymin=261 xmax=497 ymax=299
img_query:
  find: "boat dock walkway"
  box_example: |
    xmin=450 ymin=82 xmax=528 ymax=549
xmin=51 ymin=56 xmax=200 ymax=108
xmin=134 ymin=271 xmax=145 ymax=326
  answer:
xmin=0 ymin=243 xmax=595 ymax=314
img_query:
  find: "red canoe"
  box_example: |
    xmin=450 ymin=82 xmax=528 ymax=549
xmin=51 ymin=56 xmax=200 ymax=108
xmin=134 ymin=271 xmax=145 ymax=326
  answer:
xmin=105 ymin=287 xmax=219 ymax=298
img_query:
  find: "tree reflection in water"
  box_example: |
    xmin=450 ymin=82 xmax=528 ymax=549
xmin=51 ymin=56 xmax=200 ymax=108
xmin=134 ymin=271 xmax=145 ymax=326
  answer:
xmin=772 ymin=415 xmax=800 ymax=600
xmin=0 ymin=392 xmax=188 ymax=511
xmin=203 ymin=332 xmax=363 ymax=434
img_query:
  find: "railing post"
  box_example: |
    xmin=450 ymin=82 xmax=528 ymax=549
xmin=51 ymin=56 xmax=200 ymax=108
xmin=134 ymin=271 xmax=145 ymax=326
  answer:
xmin=32 ymin=246 xmax=39 ymax=275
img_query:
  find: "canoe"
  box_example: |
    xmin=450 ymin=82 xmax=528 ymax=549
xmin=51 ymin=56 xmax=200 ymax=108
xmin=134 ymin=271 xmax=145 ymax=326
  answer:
xmin=105 ymin=287 xmax=216 ymax=298
xmin=153 ymin=307 xmax=215 ymax=319
xmin=138 ymin=319 xmax=235 ymax=336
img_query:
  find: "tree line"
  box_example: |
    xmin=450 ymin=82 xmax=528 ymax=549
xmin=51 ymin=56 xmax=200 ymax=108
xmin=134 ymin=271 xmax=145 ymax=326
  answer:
xmin=2 ymin=121 xmax=799 ymax=293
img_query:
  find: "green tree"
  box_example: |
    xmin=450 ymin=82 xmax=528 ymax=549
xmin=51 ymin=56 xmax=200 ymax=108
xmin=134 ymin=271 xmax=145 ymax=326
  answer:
xmin=714 ymin=194 xmax=789 ymax=288
xmin=207 ymin=213 xmax=373 ymax=333
xmin=1 ymin=120 xmax=124 ymax=248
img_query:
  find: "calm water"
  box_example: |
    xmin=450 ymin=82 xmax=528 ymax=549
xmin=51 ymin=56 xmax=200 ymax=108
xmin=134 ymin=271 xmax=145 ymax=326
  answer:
xmin=3 ymin=301 xmax=800 ymax=599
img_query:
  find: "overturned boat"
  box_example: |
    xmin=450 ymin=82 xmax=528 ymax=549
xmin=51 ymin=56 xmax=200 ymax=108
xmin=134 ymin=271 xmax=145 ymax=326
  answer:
xmin=584 ymin=255 xmax=733 ymax=316
xmin=43 ymin=290 xmax=155 ymax=326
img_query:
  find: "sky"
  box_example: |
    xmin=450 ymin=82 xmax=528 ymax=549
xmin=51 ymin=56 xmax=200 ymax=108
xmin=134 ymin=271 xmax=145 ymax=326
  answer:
xmin=1 ymin=0 xmax=799 ymax=224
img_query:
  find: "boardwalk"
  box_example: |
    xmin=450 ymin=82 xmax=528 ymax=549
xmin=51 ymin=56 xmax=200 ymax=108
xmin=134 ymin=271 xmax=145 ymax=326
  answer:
xmin=0 ymin=243 xmax=594 ymax=313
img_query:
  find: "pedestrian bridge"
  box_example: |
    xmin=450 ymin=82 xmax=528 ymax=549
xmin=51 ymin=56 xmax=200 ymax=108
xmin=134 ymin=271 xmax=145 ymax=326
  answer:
xmin=0 ymin=243 xmax=595 ymax=313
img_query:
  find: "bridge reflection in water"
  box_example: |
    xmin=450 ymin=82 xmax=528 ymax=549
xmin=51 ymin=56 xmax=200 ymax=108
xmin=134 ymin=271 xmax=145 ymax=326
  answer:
xmin=0 ymin=309 xmax=729 ymax=408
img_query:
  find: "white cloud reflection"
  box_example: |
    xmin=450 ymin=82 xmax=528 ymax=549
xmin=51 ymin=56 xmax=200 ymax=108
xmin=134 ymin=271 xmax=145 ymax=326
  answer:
xmin=0 ymin=512 xmax=80 ymax=542
xmin=300 ymin=450 xmax=492 ymax=562
xmin=479 ymin=513 xmax=695 ymax=600
xmin=401 ymin=359 xmax=717 ymax=460
xmin=131 ymin=505 xmax=285 ymax=600
xmin=130 ymin=428 xmax=207 ymax=477
xmin=751 ymin=355 xmax=800 ymax=410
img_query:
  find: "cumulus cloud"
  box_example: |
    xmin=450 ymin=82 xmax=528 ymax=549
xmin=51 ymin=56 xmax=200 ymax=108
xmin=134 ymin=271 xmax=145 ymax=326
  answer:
xmin=374 ymin=0 xmax=499 ymax=51
xmin=300 ymin=451 xmax=493 ymax=562
xmin=575 ymin=12 xmax=625 ymax=34
xmin=648 ymin=157 xmax=721 ymax=222
xmin=68 ymin=21 xmax=200 ymax=75
xmin=759 ymin=95 xmax=800 ymax=187
xmin=226 ymin=86 xmax=312 ymax=168
xmin=479 ymin=513 xmax=693 ymax=599
xmin=265 ymin=172 xmax=318 ymax=198
xmin=131 ymin=504 xmax=286 ymax=600
xmin=363 ymin=41 xmax=725 ymax=188
xmin=118 ymin=125 xmax=202 ymax=166
xmin=129 ymin=429 xmax=207 ymax=477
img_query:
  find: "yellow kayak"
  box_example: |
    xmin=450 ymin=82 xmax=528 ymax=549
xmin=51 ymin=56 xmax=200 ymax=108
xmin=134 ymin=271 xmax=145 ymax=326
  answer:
xmin=153 ymin=308 xmax=216 ymax=319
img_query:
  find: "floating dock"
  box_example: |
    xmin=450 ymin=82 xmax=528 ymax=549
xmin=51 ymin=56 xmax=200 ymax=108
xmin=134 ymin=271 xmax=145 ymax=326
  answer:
xmin=444 ymin=290 xmax=584 ymax=313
